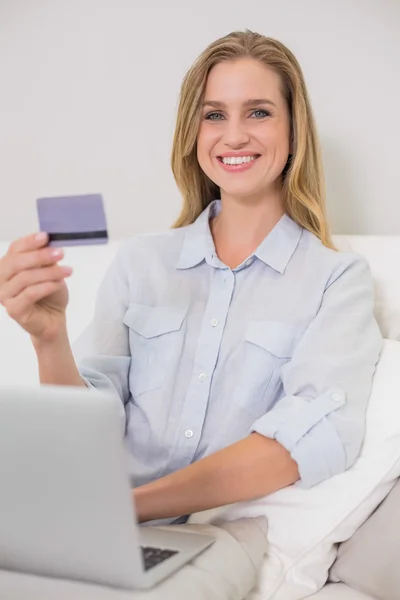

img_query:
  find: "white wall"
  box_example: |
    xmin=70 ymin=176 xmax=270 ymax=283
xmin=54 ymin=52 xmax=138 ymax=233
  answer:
xmin=0 ymin=0 xmax=399 ymax=240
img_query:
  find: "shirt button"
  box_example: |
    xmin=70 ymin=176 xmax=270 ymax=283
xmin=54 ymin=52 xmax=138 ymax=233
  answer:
xmin=185 ymin=429 xmax=194 ymax=438
xmin=211 ymin=318 xmax=219 ymax=327
xmin=331 ymin=392 xmax=342 ymax=402
xmin=199 ymin=373 xmax=207 ymax=382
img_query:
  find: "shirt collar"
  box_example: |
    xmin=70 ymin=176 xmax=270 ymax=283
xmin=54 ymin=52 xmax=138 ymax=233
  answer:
xmin=176 ymin=201 xmax=218 ymax=270
xmin=254 ymin=213 xmax=303 ymax=273
xmin=176 ymin=199 xmax=303 ymax=273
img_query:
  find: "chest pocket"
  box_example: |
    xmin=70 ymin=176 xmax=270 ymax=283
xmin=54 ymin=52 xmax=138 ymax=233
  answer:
xmin=123 ymin=303 xmax=186 ymax=398
xmin=234 ymin=320 xmax=301 ymax=418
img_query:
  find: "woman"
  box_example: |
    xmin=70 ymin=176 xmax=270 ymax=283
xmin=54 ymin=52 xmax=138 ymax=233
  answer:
xmin=0 ymin=30 xmax=382 ymax=524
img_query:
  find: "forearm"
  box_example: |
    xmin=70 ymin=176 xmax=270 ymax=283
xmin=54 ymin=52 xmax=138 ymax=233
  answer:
xmin=32 ymin=328 xmax=86 ymax=387
xmin=134 ymin=433 xmax=299 ymax=523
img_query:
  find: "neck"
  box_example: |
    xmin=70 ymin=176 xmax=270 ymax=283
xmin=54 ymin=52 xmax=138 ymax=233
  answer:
xmin=210 ymin=189 xmax=284 ymax=263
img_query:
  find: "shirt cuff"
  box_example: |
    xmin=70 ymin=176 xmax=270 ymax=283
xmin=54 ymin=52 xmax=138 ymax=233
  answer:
xmin=250 ymin=388 xmax=347 ymax=488
xmin=78 ymin=368 xmax=128 ymax=433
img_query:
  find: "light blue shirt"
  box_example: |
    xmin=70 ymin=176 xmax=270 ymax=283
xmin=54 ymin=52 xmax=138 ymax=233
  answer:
xmin=74 ymin=200 xmax=382 ymax=493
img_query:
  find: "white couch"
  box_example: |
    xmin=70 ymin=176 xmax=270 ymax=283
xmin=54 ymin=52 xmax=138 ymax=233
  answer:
xmin=1 ymin=235 xmax=399 ymax=386
xmin=1 ymin=234 xmax=400 ymax=600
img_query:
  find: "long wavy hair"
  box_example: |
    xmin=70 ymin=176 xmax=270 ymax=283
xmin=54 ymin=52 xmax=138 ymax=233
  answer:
xmin=171 ymin=30 xmax=334 ymax=249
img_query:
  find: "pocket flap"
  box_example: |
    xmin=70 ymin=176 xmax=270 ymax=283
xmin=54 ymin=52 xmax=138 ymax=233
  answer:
xmin=245 ymin=320 xmax=300 ymax=358
xmin=123 ymin=303 xmax=186 ymax=338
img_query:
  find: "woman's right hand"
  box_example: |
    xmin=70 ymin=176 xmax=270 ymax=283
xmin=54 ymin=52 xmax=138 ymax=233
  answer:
xmin=0 ymin=232 xmax=73 ymax=344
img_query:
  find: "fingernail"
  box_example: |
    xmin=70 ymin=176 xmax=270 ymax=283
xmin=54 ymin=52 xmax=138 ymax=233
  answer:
xmin=36 ymin=232 xmax=48 ymax=242
xmin=61 ymin=266 xmax=73 ymax=275
xmin=50 ymin=249 xmax=63 ymax=258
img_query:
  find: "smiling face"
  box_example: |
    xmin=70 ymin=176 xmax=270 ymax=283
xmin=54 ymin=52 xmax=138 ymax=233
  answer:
xmin=197 ymin=58 xmax=292 ymax=205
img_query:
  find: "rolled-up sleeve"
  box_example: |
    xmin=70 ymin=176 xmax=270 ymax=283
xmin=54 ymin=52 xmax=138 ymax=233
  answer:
xmin=71 ymin=243 xmax=132 ymax=414
xmin=250 ymin=256 xmax=383 ymax=488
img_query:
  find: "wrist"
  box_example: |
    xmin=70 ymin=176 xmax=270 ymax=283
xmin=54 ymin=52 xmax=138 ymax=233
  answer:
xmin=133 ymin=484 xmax=158 ymax=523
xmin=133 ymin=478 xmax=171 ymax=523
xmin=31 ymin=325 xmax=69 ymax=354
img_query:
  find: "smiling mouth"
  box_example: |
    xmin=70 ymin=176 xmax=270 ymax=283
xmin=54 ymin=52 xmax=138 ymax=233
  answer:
xmin=217 ymin=154 xmax=261 ymax=165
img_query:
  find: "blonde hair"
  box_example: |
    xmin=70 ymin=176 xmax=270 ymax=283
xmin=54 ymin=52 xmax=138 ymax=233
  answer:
xmin=171 ymin=30 xmax=334 ymax=249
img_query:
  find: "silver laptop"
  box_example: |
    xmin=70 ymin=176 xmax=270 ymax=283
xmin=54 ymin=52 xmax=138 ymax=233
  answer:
xmin=0 ymin=385 xmax=214 ymax=590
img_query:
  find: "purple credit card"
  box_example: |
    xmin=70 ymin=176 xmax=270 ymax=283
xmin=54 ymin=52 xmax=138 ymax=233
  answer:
xmin=37 ymin=194 xmax=108 ymax=247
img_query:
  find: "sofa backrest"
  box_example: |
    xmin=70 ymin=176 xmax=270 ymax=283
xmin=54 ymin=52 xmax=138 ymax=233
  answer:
xmin=0 ymin=235 xmax=399 ymax=386
xmin=334 ymin=235 xmax=400 ymax=341
xmin=0 ymin=241 xmax=121 ymax=386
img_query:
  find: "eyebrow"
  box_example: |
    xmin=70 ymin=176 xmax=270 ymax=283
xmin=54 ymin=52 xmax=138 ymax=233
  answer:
xmin=202 ymin=98 xmax=277 ymax=109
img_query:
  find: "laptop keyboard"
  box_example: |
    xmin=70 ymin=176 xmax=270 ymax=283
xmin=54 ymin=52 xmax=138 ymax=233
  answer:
xmin=141 ymin=545 xmax=179 ymax=571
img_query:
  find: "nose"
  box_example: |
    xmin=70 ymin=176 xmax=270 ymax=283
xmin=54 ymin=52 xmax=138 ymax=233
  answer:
xmin=223 ymin=118 xmax=251 ymax=149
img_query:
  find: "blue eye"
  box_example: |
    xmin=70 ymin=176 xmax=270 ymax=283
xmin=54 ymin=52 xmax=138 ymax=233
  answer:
xmin=251 ymin=109 xmax=270 ymax=118
xmin=204 ymin=109 xmax=271 ymax=121
xmin=205 ymin=112 xmax=224 ymax=120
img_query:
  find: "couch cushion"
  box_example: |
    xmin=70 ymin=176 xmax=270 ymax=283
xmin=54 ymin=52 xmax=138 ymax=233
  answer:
xmin=333 ymin=235 xmax=400 ymax=340
xmin=1 ymin=235 xmax=400 ymax=387
xmin=191 ymin=340 xmax=400 ymax=600
xmin=310 ymin=583 xmax=377 ymax=600
xmin=0 ymin=241 xmax=121 ymax=386
xmin=0 ymin=518 xmax=267 ymax=600
xmin=330 ymin=478 xmax=400 ymax=600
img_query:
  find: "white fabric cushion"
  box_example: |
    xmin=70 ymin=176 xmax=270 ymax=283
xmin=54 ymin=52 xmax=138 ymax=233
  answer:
xmin=334 ymin=235 xmax=400 ymax=340
xmin=0 ymin=241 xmax=121 ymax=386
xmin=2 ymin=235 xmax=400 ymax=388
xmin=308 ymin=583 xmax=376 ymax=600
xmin=0 ymin=518 xmax=268 ymax=600
xmin=190 ymin=340 xmax=400 ymax=600
xmin=1 ymin=234 xmax=400 ymax=386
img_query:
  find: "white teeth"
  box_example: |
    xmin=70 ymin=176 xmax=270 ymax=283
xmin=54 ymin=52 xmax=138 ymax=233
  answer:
xmin=221 ymin=155 xmax=258 ymax=165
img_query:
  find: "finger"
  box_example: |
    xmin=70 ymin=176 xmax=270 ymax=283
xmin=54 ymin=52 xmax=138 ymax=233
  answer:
xmin=0 ymin=264 xmax=72 ymax=305
xmin=4 ymin=280 xmax=66 ymax=323
xmin=7 ymin=232 xmax=49 ymax=255
xmin=0 ymin=246 xmax=65 ymax=286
